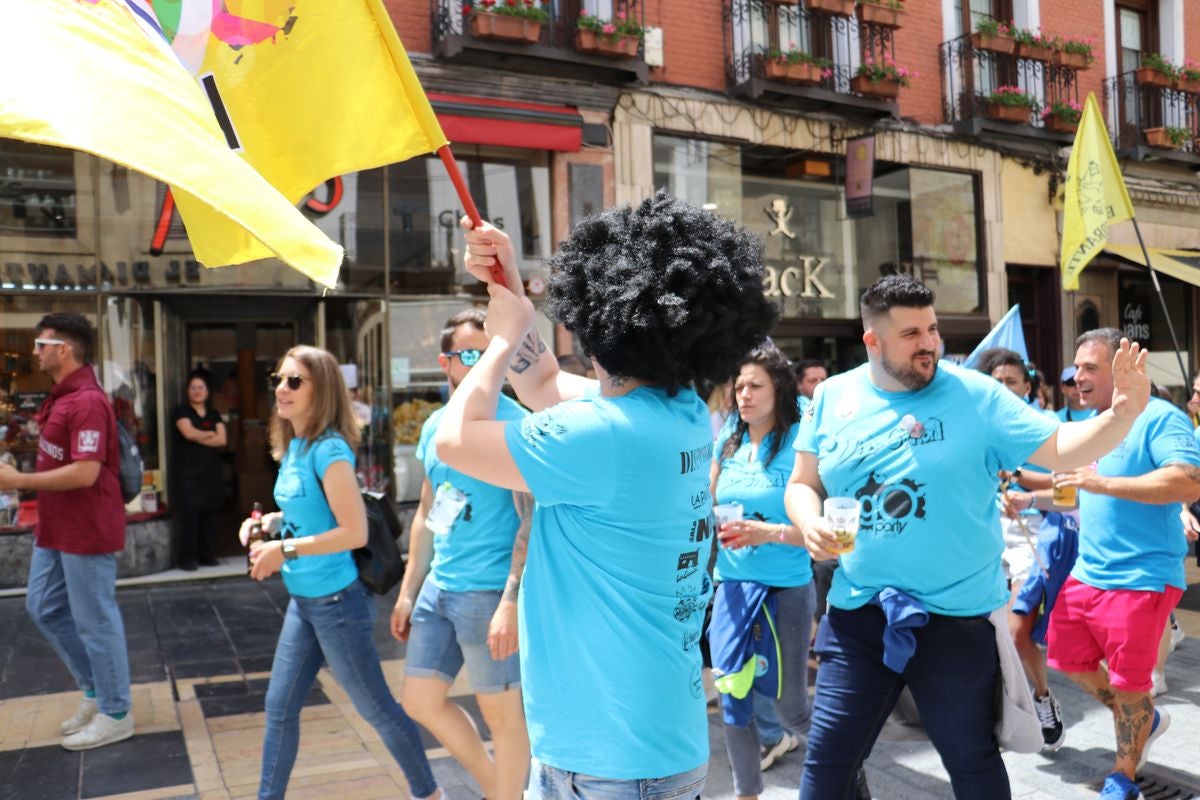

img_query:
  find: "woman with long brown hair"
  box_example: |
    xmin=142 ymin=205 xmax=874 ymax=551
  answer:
xmin=241 ymin=345 xmax=438 ymax=800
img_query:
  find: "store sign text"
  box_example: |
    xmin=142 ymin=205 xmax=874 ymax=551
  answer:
xmin=1 ymin=259 xmax=202 ymax=290
xmin=763 ymin=256 xmax=835 ymax=299
xmin=1122 ymin=302 xmax=1150 ymax=341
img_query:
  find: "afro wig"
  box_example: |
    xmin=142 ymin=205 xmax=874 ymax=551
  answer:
xmin=545 ymin=191 xmax=776 ymax=392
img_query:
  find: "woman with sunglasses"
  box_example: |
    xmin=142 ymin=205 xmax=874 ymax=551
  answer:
xmin=241 ymin=346 xmax=439 ymax=800
xmin=709 ymin=344 xmax=814 ymax=798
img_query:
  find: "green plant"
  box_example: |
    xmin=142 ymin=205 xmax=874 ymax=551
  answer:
xmin=1011 ymin=27 xmax=1053 ymax=48
xmin=860 ymin=0 xmax=904 ymax=9
xmin=1164 ymin=126 xmax=1191 ymax=147
xmin=1142 ymin=52 xmax=1179 ymax=78
xmin=855 ymin=54 xmax=917 ymax=86
xmin=765 ymin=44 xmax=832 ymax=69
xmin=466 ymin=0 xmax=549 ymax=22
xmin=1181 ymin=60 xmax=1200 ymax=82
xmin=577 ymin=9 xmax=643 ymax=39
xmin=986 ymin=85 xmax=1039 ymax=109
xmin=1055 ymin=34 xmax=1095 ymax=62
xmin=1041 ymin=99 xmax=1082 ymax=124
xmin=974 ymin=17 xmax=1011 ymax=38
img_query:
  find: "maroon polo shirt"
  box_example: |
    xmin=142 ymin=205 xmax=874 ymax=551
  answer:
xmin=34 ymin=365 xmax=125 ymax=554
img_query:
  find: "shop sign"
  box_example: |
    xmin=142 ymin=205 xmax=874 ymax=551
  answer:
xmin=762 ymin=257 xmax=835 ymax=299
xmin=1 ymin=259 xmax=201 ymax=290
xmin=1122 ymin=301 xmax=1150 ymax=341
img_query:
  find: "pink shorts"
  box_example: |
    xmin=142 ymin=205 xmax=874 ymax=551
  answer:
xmin=1046 ymin=576 xmax=1182 ymax=692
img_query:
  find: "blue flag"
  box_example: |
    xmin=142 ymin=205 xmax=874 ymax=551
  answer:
xmin=962 ymin=305 xmax=1028 ymax=369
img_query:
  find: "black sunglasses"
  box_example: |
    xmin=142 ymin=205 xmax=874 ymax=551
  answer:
xmin=268 ymin=373 xmax=306 ymax=391
xmin=444 ymin=349 xmax=482 ymax=367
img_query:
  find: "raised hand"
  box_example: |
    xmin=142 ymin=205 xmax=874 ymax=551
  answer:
xmin=1109 ymin=337 xmax=1149 ymax=421
xmin=461 ymin=217 xmax=524 ymax=295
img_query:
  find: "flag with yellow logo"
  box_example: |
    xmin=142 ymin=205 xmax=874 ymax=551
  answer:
xmin=1060 ymin=93 xmax=1135 ymax=291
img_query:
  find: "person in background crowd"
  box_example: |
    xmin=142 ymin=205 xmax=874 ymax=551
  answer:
xmin=1035 ymin=369 xmax=1054 ymax=412
xmin=788 ymin=275 xmax=1149 ymax=799
xmin=708 ymin=380 xmax=734 ymax=438
xmin=440 ymin=191 xmax=776 ymax=799
xmin=709 ymin=344 xmax=814 ymax=795
xmin=244 ymin=346 xmax=438 ymax=800
xmin=0 ymin=313 xmax=133 ymax=750
xmin=391 ymin=309 xmax=530 ymax=800
xmin=1185 ymin=369 xmax=1200 ymax=427
xmin=1057 ymin=367 xmax=1093 ymax=423
xmin=1046 ymin=328 xmax=1200 ymax=800
xmin=793 ymin=360 xmax=827 ymax=413
xmin=172 ymin=368 xmax=226 ymax=571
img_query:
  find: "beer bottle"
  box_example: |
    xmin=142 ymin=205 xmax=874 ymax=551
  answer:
xmin=246 ymin=501 xmax=265 ymax=573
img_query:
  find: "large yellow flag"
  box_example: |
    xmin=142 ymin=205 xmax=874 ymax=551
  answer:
xmin=1060 ymin=93 xmax=1135 ymax=291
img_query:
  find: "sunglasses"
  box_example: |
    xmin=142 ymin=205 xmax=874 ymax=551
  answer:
xmin=444 ymin=349 xmax=482 ymax=367
xmin=34 ymin=338 xmax=65 ymax=349
xmin=268 ymin=373 xmax=307 ymax=391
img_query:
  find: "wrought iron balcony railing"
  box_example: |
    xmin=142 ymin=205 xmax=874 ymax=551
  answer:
xmin=725 ymin=0 xmax=900 ymax=115
xmin=939 ymin=33 xmax=1081 ymax=138
xmin=1103 ymin=70 xmax=1200 ymax=161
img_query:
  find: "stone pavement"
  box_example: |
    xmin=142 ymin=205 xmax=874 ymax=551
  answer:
xmin=0 ymin=563 xmax=1198 ymax=800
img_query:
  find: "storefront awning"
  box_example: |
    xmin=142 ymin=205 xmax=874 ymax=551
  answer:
xmin=1105 ymin=245 xmax=1200 ymax=288
xmin=430 ymin=93 xmax=583 ymax=153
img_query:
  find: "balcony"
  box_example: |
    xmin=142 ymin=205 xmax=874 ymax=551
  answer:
xmin=939 ymin=34 xmax=1081 ymax=143
xmin=432 ymin=1 xmax=648 ymax=83
xmin=1103 ymin=71 xmax=1200 ymax=166
xmin=725 ymin=0 xmax=901 ymax=119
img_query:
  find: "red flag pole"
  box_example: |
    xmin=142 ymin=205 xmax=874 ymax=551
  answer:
xmin=437 ymin=145 xmax=507 ymax=287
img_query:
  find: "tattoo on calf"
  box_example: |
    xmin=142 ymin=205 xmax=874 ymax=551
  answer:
xmin=1115 ymin=697 xmax=1154 ymax=765
xmin=511 ymin=331 xmax=547 ymax=375
xmin=1092 ymin=687 xmax=1117 ymax=710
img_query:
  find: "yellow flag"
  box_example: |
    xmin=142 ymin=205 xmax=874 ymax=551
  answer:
xmin=0 ymin=0 xmax=342 ymax=285
xmin=1060 ymin=93 xmax=1135 ymax=291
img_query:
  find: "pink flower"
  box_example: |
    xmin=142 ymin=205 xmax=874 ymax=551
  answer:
xmin=602 ymin=22 xmax=616 ymax=33
xmin=616 ymin=10 xmax=626 ymax=19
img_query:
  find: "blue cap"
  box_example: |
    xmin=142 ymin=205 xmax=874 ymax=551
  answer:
xmin=1060 ymin=366 xmax=1077 ymax=384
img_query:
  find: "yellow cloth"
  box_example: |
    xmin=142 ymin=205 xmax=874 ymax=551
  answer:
xmin=1060 ymin=93 xmax=1135 ymax=291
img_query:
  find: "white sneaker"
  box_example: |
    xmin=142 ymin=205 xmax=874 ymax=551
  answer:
xmin=760 ymin=732 xmax=799 ymax=771
xmin=1136 ymin=706 xmax=1170 ymax=771
xmin=1151 ymin=669 xmax=1167 ymax=697
xmin=59 ymin=697 xmax=98 ymax=736
xmin=1169 ymin=621 xmax=1185 ymax=652
xmin=61 ymin=712 xmax=134 ymax=751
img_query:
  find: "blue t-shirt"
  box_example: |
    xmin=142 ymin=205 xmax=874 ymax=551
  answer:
xmin=713 ymin=424 xmax=812 ymax=587
xmin=1055 ymin=406 xmax=1097 ymax=423
xmin=1074 ymin=398 xmax=1200 ymax=592
xmin=503 ymin=387 xmax=712 ymax=779
xmin=795 ymin=362 xmax=1058 ymax=616
xmin=416 ymin=394 xmax=528 ymax=592
xmin=273 ymin=434 xmax=359 ymax=598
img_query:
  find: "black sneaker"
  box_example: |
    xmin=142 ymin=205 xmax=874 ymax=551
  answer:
xmin=1034 ymin=692 xmax=1065 ymax=751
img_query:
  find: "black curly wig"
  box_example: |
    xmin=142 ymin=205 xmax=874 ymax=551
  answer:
xmin=545 ymin=191 xmax=777 ymax=391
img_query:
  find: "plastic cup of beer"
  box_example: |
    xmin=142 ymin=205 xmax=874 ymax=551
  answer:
xmin=713 ymin=503 xmax=744 ymax=528
xmin=823 ymin=497 xmax=861 ymax=554
xmin=1051 ymin=477 xmax=1077 ymax=507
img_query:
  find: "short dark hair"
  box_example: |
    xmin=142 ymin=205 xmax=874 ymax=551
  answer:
xmin=976 ymin=347 xmax=1026 ymax=376
xmin=793 ymin=359 xmax=826 ymax=379
xmin=545 ymin=190 xmax=777 ymax=391
xmin=440 ymin=308 xmax=487 ymax=354
xmin=1076 ymin=327 xmax=1122 ymax=357
xmin=860 ymin=274 xmax=935 ymax=328
xmin=36 ymin=312 xmax=94 ymax=363
xmin=186 ymin=368 xmax=214 ymax=408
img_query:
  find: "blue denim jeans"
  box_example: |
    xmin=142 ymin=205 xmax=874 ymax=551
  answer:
xmin=800 ymin=605 xmax=1009 ymax=800
xmin=754 ymin=690 xmax=784 ymax=746
xmin=259 ymin=579 xmax=436 ymax=800
xmin=25 ymin=546 xmax=131 ymax=716
xmin=529 ymin=759 xmax=705 ymax=800
xmin=405 ymin=581 xmax=521 ymax=692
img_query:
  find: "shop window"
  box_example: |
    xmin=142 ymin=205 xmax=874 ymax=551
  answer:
xmin=0 ymin=140 xmax=76 ymax=238
xmin=569 ymin=163 xmax=604 ymax=228
xmin=324 ymin=299 xmax=391 ymax=494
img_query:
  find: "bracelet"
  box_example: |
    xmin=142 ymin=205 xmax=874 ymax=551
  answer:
xmin=1024 ymin=494 xmax=1036 ymax=511
xmin=776 ymin=524 xmax=787 ymax=543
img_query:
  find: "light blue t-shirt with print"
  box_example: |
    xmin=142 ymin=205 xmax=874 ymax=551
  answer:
xmin=503 ymin=386 xmax=713 ymax=780
xmin=274 ymin=434 xmax=360 ymax=598
xmin=416 ymin=394 xmax=528 ymax=592
xmin=795 ymin=362 xmax=1058 ymax=617
xmin=1055 ymin=405 xmax=1097 ymax=423
xmin=1075 ymin=397 xmax=1200 ymax=592
xmin=713 ymin=423 xmax=812 ymax=587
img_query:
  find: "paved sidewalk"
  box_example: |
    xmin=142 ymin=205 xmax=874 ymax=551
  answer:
xmin=1 ymin=565 xmax=1198 ymax=799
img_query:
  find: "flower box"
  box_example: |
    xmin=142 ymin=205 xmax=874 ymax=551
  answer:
xmin=1043 ymin=116 xmax=1078 ymax=134
xmin=856 ymin=3 xmax=904 ymax=28
xmin=1143 ymin=128 xmax=1178 ymax=149
xmin=1135 ymin=67 xmax=1173 ymax=88
xmin=1176 ymin=77 xmax=1200 ymax=94
xmin=786 ymin=61 xmax=825 ymax=84
xmin=1017 ymin=42 xmax=1054 ymax=62
xmin=986 ymin=102 xmax=1032 ymax=124
xmin=574 ymin=29 xmax=597 ymax=53
xmin=807 ymin=0 xmax=856 ymax=16
xmin=470 ymin=12 xmax=538 ymax=44
xmin=1051 ymin=50 xmax=1089 ymax=69
xmin=850 ymin=74 xmax=900 ymax=99
xmin=971 ymin=32 xmax=1016 ymax=55
xmin=764 ymin=60 xmax=788 ymax=81
xmin=593 ymin=33 xmax=639 ymax=59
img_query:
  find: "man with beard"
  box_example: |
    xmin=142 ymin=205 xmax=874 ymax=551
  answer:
xmin=785 ymin=275 xmax=1151 ymax=799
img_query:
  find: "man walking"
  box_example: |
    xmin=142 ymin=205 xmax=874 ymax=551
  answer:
xmin=786 ymin=275 xmax=1149 ymax=799
xmin=1048 ymin=328 xmax=1200 ymax=800
xmin=0 ymin=313 xmax=133 ymax=750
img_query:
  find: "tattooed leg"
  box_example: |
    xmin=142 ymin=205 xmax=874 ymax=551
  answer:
xmin=1112 ymin=691 xmax=1154 ymax=779
xmin=1063 ymin=668 xmax=1116 ymax=710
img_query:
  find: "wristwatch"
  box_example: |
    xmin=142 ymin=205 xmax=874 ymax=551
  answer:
xmin=282 ymin=540 xmax=299 ymax=561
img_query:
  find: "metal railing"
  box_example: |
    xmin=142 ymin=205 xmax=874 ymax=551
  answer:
xmin=725 ymin=0 xmax=897 ymax=95
xmin=939 ymin=34 xmax=1080 ymax=131
xmin=434 ymin=0 xmax=644 ymax=57
xmin=1103 ymin=71 xmax=1198 ymax=154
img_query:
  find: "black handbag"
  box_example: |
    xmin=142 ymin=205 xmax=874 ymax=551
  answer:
xmin=354 ymin=490 xmax=406 ymax=595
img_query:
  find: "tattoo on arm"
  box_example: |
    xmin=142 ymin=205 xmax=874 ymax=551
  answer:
xmin=511 ymin=330 xmax=547 ymax=375
xmin=1172 ymin=462 xmax=1200 ymax=485
xmin=502 ymin=492 xmax=534 ymax=602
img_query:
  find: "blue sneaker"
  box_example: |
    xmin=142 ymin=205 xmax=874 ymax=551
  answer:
xmin=1098 ymin=772 xmax=1141 ymax=799
xmin=1136 ymin=706 xmax=1170 ymax=771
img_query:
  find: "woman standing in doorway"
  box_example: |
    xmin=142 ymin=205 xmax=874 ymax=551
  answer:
xmin=173 ymin=369 xmax=226 ymax=570
xmin=243 ymin=345 xmax=438 ymax=800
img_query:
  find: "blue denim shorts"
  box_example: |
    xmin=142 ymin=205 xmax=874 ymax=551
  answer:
xmin=405 ymin=581 xmax=520 ymax=693
xmin=529 ymin=759 xmax=705 ymax=800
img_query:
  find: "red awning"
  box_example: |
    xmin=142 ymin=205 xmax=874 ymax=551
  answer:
xmin=430 ymin=93 xmax=583 ymax=153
